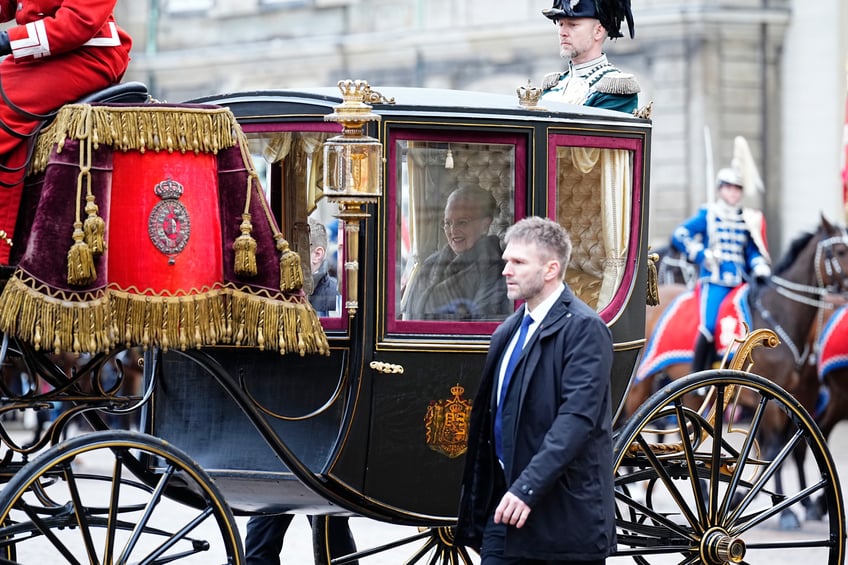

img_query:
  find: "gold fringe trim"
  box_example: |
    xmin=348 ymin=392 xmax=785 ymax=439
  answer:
xmin=31 ymin=104 xmax=240 ymax=174
xmin=276 ymin=234 xmax=304 ymax=292
xmin=233 ymin=213 xmax=258 ymax=277
xmin=0 ymin=275 xmax=114 ymax=354
xmin=83 ymin=194 xmax=107 ymax=255
xmin=541 ymin=71 xmax=561 ymax=91
xmin=67 ymin=222 xmax=96 ymax=286
xmin=595 ymin=72 xmax=641 ymax=95
xmin=0 ymin=273 xmax=329 ymax=357
xmin=229 ymin=288 xmax=328 ymax=356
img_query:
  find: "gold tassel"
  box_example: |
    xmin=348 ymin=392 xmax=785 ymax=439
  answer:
xmin=275 ymin=234 xmax=303 ymax=292
xmin=83 ymin=194 xmax=107 ymax=255
xmin=233 ymin=213 xmax=258 ymax=277
xmin=646 ymin=252 xmax=660 ymax=307
xmin=67 ymin=222 xmax=96 ymax=286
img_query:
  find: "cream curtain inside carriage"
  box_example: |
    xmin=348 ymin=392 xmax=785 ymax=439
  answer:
xmin=559 ymin=146 xmax=632 ymax=311
xmin=259 ymin=132 xmax=331 ymax=295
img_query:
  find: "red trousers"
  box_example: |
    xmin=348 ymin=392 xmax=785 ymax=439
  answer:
xmin=0 ymin=43 xmax=129 ymax=264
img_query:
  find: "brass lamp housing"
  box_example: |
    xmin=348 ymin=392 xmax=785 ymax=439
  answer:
xmin=321 ymin=79 xmax=386 ymax=317
xmin=322 ymin=79 xmax=383 ymax=202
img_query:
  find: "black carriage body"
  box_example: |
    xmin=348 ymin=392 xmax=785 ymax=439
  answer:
xmin=148 ymin=87 xmax=653 ymax=524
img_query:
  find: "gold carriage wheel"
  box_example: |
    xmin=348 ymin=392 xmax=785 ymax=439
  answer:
xmin=0 ymin=429 xmax=244 ymax=564
xmin=613 ymin=369 xmax=845 ymax=565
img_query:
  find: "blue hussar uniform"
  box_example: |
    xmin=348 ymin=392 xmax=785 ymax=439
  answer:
xmin=540 ymin=54 xmax=640 ymax=113
xmin=671 ymin=200 xmax=770 ymax=342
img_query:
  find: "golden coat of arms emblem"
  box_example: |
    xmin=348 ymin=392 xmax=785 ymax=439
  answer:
xmin=424 ymin=384 xmax=472 ymax=459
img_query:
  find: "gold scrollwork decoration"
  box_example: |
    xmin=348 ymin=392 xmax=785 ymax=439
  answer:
xmin=369 ymin=360 xmax=404 ymax=374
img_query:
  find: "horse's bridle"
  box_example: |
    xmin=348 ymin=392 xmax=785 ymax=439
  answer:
xmin=770 ymin=231 xmax=848 ymax=308
xmin=755 ymin=229 xmax=848 ymax=366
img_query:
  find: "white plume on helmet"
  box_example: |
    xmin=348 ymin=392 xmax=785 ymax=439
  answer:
xmin=716 ymin=136 xmax=764 ymax=199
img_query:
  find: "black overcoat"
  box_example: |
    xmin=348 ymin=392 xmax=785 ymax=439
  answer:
xmin=456 ymin=285 xmax=616 ymax=561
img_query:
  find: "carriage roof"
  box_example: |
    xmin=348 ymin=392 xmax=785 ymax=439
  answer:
xmin=190 ymin=85 xmax=652 ymax=128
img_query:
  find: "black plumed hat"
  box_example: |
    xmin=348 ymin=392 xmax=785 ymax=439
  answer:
xmin=542 ymin=0 xmax=635 ymax=39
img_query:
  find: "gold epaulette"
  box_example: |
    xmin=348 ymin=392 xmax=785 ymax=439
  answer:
xmin=541 ymin=71 xmax=562 ymax=91
xmin=595 ymin=72 xmax=640 ymax=95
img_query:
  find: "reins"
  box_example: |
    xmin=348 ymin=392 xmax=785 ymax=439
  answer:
xmin=753 ymin=230 xmax=848 ymax=366
xmin=0 ymin=69 xmax=60 ymax=187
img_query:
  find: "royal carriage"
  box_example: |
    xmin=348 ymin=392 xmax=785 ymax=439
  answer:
xmin=0 ymin=79 xmax=843 ymax=564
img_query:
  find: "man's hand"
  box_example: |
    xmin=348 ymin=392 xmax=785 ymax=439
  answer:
xmin=753 ymin=262 xmax=771 ymax=285
xmin=493 ymin=492 xmax=531 ymax=528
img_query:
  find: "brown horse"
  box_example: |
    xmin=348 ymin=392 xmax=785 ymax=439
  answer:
xmin=625 ymin=215 xmax=848 ymax=527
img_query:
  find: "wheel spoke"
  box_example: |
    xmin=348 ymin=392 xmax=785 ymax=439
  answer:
xmin=725 ymin=428 xmax=804 ymax=525
xmin=672 ymin=397 xmax=707 ymax=529
xmin=633 ymin=421 xmax=701 ymax=531
xmin=103 ymin=450 xmax=125 ymax=564
xmin=707 ymin=383 xmax=726 ymax=525
xmin=0 ymin=431 xmax=241 ymax=564
xmin=404 ymin=534 xmax=439 ymax=564
xmin=117 ymin=463 xmax=177 ymax=563
xmin=732 ymin=478 xmax=828 ymax=535
xmin=718 ymin=394 xmax=767 ymax=520
xmin=614 ymin=489 xmax=695 ymax=540
xmin=19 ymin=498 xmax=83 ymax=565
xmin=614 ymin=371 xmax=845 ymax=564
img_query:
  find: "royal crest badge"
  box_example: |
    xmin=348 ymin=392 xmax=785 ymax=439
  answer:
xmin=424 ymin=384 xmax=472 ymax=459
xmin=148 ymin=178 xmax=191 ymax=264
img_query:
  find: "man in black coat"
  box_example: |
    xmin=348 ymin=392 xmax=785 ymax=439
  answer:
xmin=457 ymin=216 xmax=616 ymax=564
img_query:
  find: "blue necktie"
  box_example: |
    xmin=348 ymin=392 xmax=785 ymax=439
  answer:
xmin=494 ymin=313 xmax=533 ymax=462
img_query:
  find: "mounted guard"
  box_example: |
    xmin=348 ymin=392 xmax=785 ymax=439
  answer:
xmin=670 ymin=136 xmax=771 ymax=372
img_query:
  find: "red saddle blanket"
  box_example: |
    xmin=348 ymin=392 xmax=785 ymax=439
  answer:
xmin=636 ymin=284 xmax=750 ymax=382
xmin=818 ymin=304 xmax=848 ymax=379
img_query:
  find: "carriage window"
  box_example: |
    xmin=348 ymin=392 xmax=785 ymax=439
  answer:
xmin=550 ymin=136 xmax=642 ymax=316
xmin=388 ymin=132 xmax=525 ymax=334
xmin=244 ymin=127 xmax=345 ymax=325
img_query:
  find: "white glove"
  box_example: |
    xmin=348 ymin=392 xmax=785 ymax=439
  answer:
xmin=702 ymin=249 xmax=718 ymax=273
xmin=753 ymin=262 xmax=771 ymax=281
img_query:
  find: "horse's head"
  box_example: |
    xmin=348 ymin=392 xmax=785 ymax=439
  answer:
xmin=814 ymin=214 xmax=848 ymax=295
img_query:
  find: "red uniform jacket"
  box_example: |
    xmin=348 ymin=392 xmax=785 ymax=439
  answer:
xmin=0 ymin=0 xmax=132 ymax=264
xmin=1 ymin=0 xmax=124 ymax=60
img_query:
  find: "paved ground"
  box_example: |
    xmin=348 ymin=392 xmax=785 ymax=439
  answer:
xmin=2 ymin=414 xmax=848 ymax=563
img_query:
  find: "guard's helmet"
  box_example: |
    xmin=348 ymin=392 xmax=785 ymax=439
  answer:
xmin=716 ymin=167 xmax=744 ymax=188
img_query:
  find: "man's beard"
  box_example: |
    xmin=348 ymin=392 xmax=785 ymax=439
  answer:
xmin=508 ymin=273 xmax=545 ymax=302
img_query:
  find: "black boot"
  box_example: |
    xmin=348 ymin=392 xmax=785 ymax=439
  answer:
xmin=692 ymin=333 xmax=716 ymax=372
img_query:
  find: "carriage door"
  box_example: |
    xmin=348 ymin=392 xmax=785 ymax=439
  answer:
xmin=548 ymin=133 xmax=646 ymax=412
xmin=362 ymin=127 xmax=528 ymax=519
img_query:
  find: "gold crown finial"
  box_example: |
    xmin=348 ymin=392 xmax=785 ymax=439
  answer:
xmin=325 ymin=79 xmax=394 ymax=134
xmin=517 ymin=80 xmax=545 ymax=110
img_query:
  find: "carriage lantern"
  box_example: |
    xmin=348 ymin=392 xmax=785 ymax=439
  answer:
xmin=322 ymin=79 xmax=389 ymax=317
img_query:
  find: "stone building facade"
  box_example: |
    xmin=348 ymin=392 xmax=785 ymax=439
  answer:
xmin=114 ymin=0 xmax=848 ymax=252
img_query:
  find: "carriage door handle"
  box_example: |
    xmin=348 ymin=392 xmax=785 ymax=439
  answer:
xmin=369 ymin=361 xmax=405 ymax=374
